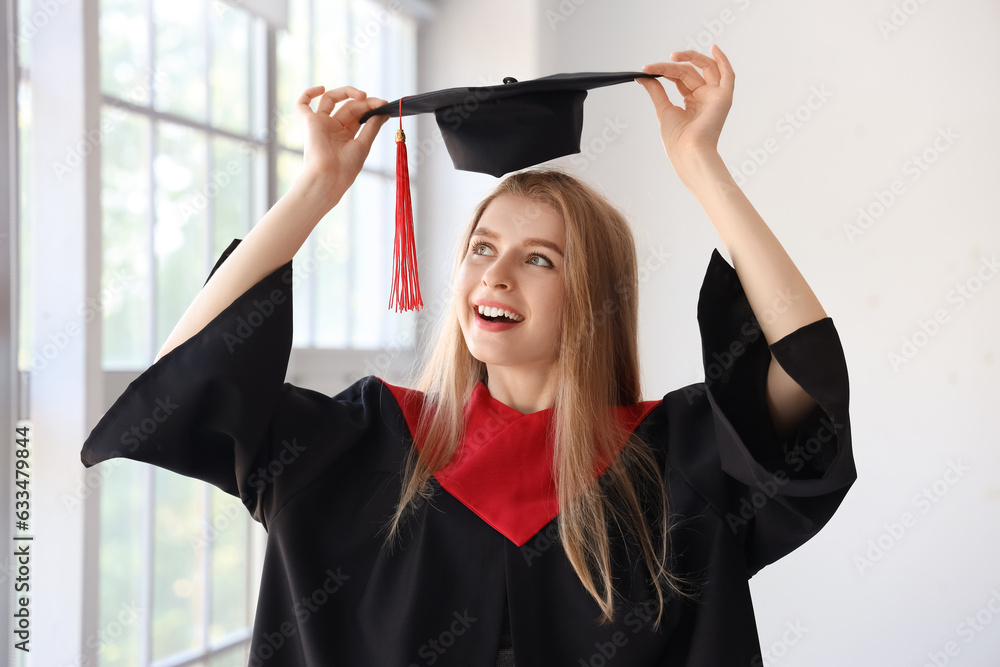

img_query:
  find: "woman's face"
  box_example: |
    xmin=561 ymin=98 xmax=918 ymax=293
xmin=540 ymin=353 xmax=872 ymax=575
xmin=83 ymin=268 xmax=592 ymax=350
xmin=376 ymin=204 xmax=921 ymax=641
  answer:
xmin=456 ymin=195 xmax=566 ymax=374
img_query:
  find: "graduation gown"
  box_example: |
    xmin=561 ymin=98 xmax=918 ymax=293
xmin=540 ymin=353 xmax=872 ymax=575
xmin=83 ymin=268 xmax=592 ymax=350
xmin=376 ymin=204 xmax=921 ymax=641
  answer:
xmin=81 ymin=239 xmax=855 ymax=666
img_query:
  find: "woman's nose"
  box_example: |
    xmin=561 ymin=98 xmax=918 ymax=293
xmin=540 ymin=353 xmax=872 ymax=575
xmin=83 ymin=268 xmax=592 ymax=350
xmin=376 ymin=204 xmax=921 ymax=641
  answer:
xmin=481 ymin=257 xmax=513 ymax=290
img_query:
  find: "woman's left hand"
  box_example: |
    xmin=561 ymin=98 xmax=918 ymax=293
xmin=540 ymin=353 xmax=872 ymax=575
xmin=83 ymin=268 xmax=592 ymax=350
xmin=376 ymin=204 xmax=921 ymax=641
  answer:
xmin=637 ymin=45 xmax=734 ymax=185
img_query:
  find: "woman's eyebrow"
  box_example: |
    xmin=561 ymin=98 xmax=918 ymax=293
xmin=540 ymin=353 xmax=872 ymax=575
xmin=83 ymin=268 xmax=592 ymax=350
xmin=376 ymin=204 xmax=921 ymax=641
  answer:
xmin=473 ymin=226 xmax=565 ymax=256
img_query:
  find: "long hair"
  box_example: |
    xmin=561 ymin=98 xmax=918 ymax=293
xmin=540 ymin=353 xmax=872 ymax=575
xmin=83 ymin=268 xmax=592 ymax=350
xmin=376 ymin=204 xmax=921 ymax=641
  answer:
xmin=386 ymin=169 xmax=687 ymax=625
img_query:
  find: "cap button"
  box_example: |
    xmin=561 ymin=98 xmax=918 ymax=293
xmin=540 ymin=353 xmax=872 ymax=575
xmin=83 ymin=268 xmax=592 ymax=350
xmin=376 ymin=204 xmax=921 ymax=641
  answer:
xmin=503 ymin=76 xmax=518 ymax=84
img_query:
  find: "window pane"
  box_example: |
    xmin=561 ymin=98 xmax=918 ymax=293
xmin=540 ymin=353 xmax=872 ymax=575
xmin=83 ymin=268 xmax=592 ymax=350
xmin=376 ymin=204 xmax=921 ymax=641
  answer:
xmin=155 ymin=0 xmax=207 ymax=120
xmin=348 ymin=0 xmax=386 ymax=91
xmin=98 ymin=462 xmax=145 ymax=666
xmin=313 ymin=0 xmax=348 ymax=98
xmin=152 ymin=471 xmax=206 ymax=660
xmin=155 ymin=123 xmax=208 ymax=350
xmin=16 ymin=0 xmax=31 ymax=69
xmin=385 ymin=13 xmax=417 ymax=101
xmin=309 ymin=0 xmax=354 ymax=172
xmin=209 ymin=645 xmax=249 ymax=667
xmin=313 ymin=200 xmax=350 ymax=348
xmin=100 ymin=0 xmax=151 ymax=104
xmin=347 ymin=0 xmax=387 ymax=172
xmin=349 ymin=170 xmax=390 ymax=346
xmin=209 ymin=488 xmax=248 ymax=640
xmin=103 ymin=109 xmax=152 ymax=368
xmin=276 ymin=0 xmax=309 ymax=149
xmin=210 ymin=0 xmax=250 ymax=134
xmin=211 ymin=136 xmax=254 ymax=258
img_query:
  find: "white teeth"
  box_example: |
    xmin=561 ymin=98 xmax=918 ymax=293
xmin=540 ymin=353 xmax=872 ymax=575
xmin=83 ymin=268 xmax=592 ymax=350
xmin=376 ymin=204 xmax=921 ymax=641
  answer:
xmin=476 ymin=305 xmax=524 ymax=322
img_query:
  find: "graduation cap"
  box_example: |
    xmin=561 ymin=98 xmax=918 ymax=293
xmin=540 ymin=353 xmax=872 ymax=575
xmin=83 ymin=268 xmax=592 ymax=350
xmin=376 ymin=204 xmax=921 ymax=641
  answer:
xmin=359 ymin=71 xmax=660 ymax=312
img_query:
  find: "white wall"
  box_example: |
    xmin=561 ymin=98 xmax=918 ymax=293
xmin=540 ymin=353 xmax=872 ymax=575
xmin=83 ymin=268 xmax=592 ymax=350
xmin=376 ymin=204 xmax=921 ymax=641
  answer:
xmin=418 ymin=0 xmax=1000 ymax=664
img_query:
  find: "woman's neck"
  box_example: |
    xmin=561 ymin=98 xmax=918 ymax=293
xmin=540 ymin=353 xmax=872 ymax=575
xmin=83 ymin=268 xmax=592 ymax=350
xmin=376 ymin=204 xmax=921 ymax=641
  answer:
xmin=483 ymin=364 xmax=558 ymax=414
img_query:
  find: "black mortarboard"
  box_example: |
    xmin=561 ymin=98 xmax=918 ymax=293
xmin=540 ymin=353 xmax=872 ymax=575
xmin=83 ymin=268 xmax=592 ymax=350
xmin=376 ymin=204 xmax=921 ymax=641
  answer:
xmin=360 ymin=71 xmax=660 ymax=311
xmin=361 ymin=71 xmax=658 ymax=177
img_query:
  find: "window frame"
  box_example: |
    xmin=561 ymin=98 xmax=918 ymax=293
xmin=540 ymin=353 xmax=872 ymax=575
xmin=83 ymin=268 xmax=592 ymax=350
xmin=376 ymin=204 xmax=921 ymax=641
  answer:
xmin=1 ymin=0 xmax=19 ymax=659
xmin=9 ymin=0 xmax=421 ymax=664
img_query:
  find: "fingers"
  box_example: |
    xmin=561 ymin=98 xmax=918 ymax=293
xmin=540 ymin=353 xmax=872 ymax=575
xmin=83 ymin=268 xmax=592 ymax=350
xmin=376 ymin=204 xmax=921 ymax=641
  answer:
xmin=316 ymin=86 xmax=366 ymax=115
xmin=296 ymin=85 xmax=367 ymax=117
xmin=635 ymin=77 xmax=676 ymax=115
xmin=330 ymin=96 xmax=387 ymax=136
xmin=643 ymin=46 xmax=734 ymax=93
xmin=642 ymin=61 xmax=707 ymax=94
xmin=669 ymin=50 xmax=720 ymax=86
xmin=670 ymin=77 xmax=696 ymax=99
xmin=354 ymin=98 xmax=391 ymax=149
xmin=710 ymin=44 xmax=736 ymax=88
xmin=296 ymin=85 xmax=327 ymax=116
xmin=654 ymin=44 xmax=736 ymax=92
xmin=672 ymin=46 xmax=735 ymax=88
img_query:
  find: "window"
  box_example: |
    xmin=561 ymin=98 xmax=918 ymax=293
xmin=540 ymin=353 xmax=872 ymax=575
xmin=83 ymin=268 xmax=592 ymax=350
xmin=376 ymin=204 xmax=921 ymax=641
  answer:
xmin=89 ymin=0 xmax=419 ymax=664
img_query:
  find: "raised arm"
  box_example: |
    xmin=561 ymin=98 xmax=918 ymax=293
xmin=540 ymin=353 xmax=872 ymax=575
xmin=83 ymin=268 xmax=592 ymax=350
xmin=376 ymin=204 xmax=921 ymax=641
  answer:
xmin=154 ymin=86 xmax=389 ymax=362
xmin=637 ymin=46 xmax=828 ymax=439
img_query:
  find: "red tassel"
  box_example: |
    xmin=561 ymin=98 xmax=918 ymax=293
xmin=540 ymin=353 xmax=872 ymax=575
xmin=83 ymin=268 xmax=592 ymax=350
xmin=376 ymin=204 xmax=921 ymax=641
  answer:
xmin=389 ymin=103 xmax=423 ymax=312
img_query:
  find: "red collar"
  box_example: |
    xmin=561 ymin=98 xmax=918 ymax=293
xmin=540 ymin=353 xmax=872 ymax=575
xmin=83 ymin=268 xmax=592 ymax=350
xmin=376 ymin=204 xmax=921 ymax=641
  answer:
xmin=384 ymin=381 xmax=659 ymax=546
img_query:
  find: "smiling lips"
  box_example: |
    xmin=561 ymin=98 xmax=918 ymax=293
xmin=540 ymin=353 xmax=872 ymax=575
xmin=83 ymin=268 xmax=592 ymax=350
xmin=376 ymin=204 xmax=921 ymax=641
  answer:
xmin=474 ymin=303 xmax=525 ymax=331
xmin=476 ymin=304 xmax=525 ymax=322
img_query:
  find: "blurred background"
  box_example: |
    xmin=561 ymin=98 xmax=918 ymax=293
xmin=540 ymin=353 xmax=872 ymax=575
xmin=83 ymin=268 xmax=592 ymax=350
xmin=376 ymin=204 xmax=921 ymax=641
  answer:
xmin=2 ymin=0 xmax=998 ymax=664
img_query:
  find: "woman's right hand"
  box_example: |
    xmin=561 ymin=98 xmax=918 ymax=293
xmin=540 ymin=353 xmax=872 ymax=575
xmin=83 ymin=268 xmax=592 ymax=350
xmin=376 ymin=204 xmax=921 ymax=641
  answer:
xmin=295 ymin=86 xmax=390 ymax=202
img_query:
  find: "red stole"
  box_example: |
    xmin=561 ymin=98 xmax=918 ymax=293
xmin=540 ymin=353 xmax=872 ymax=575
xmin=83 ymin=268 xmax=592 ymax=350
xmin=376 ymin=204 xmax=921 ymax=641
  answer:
xmin=385 ymin=381 xmax=659 ymax=546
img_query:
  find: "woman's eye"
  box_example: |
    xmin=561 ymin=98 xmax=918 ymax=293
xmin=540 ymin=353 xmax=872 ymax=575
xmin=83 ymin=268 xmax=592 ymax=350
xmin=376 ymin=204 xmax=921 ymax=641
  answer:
xmin=472 ymin=243 xmax=495 ymax=257
xmin=528 ymin=254 xmax=554 ymax=268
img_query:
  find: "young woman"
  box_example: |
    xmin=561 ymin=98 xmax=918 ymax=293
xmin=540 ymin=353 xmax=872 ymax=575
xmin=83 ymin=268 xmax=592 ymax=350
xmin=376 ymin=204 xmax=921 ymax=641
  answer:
xmin=83 ymin=46 xmax=854 ymax=666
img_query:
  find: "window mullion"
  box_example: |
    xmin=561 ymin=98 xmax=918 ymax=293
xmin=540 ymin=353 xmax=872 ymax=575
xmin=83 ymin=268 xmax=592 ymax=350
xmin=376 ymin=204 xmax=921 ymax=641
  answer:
xmin=140 ymin=466 xmax=155 ymax=666
xmin=204 ymin=0 xmax=214 ymax=278
xmin=203 ymin=3 xmax=215 ymax=651
xmin=201 ymin=484 xmax=213 ymax=653
xmin=379 ymin=3 xmax=391 ymax=349
xmin=147 ymin=0 xmax=158 ymax=363
xmin=143 ymin=3 xmax=157 ymax=663
xmin=264 ymin=24 xmax=278 ymax=211
xmin=306 ymin=0 xmax=317 ymax=347
xmin=344 ymin=0 xmax=356 ymax=346
xmin=205 ymin=127 xmax=215 ymax=285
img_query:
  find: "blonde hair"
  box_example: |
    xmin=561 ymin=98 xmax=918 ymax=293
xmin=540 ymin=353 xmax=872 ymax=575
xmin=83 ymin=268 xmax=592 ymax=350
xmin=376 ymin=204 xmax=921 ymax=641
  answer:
xmin=387 ymin=169 xmax=686 ymax=625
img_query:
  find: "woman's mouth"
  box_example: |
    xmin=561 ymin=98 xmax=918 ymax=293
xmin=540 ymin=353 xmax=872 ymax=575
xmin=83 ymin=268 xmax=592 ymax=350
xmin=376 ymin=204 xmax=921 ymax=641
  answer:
xmin=476 ymin=305 xmax=525 ymax=322
xmin=474 ymin=304 xmax=524 ymax=331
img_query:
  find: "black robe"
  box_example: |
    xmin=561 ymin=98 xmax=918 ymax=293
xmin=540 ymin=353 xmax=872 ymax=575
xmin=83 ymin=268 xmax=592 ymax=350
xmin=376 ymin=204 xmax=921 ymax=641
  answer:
xmin=81 ymin=239 xmax=855 ymax=666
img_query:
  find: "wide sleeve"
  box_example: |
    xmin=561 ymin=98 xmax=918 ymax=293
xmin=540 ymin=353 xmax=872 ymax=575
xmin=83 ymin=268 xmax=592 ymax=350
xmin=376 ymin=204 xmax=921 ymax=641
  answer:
xmin=665 ymin=249 xmax=856 ymax=576
xmin=81 ymin=239 xmax=294 ymax=521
